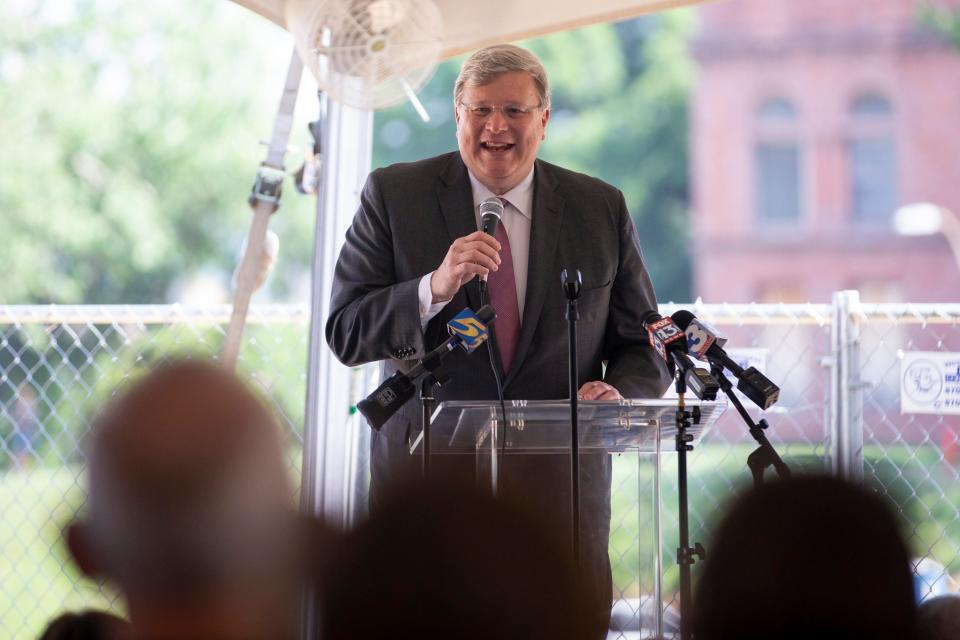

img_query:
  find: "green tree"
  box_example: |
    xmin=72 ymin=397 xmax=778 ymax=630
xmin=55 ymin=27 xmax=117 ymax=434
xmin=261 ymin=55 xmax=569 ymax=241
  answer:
xmin=919 ymin=3 xmax=960 ymax=47
xmin=0 ymin=0 xmax=317 ymax=304
xmin=372 ymin=11 xmax=695 ymax=302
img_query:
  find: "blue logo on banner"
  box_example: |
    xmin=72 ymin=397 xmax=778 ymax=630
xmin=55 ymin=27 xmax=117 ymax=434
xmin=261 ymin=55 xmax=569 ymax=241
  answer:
xmin=904 ymin=359 xmax=943 ymax=405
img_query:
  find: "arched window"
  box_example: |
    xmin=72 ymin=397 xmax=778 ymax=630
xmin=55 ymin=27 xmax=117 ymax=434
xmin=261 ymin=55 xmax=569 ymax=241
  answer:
xmin=755 ymin=97 xmax=802 ymax=223
xmin=757 ymin=97 xmax=796 ymax=122
xmin=851 ymin=94 xmax=893 ymax=118
xmin=849 ymin=92 xmax=897 ymax=222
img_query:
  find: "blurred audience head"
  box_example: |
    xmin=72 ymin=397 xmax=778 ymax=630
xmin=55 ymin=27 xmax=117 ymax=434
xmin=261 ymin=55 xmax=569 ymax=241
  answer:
xmin=916 ymin=594 xmax=960 ymax=640
xmin=66 ymin=359 xmax=300 ymax=639
xmin=38 ymin=610 xmax=130 ymax=640
xmin=693 ymin=474 xmax=916 ymax=640
xmin=319 ymin=478 xmax=592 ymax=640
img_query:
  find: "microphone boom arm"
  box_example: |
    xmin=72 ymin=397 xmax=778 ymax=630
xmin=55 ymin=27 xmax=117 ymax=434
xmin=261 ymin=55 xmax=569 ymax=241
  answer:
xmin=709 ymin=363 xmax=790 ymax=485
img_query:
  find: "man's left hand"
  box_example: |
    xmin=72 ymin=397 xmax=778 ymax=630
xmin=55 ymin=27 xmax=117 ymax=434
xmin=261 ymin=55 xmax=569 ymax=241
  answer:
xmin=577 ymin=381 xmax=623 ymax=401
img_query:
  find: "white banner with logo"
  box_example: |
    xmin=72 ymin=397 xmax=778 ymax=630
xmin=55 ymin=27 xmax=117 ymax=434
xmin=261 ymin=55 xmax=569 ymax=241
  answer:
xmin=900 ymin=351 xmax=960 ymax=415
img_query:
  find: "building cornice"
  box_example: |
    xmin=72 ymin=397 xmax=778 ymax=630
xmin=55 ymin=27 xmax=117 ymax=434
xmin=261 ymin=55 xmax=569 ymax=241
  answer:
xmin=691 ymin=230 xmax=950 ymax=255
xmin=691 ymin=27 xmax=954 ymax=63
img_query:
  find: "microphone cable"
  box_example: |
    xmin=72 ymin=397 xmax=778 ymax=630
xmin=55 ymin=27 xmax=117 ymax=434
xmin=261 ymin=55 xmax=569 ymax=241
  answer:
xmin=477 ymin=196 xmax=510 ymax=491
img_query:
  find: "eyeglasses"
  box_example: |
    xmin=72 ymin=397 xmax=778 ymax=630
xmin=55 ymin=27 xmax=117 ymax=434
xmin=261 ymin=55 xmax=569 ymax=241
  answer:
xmin=458 ymin=102 xmax=542 ymax=120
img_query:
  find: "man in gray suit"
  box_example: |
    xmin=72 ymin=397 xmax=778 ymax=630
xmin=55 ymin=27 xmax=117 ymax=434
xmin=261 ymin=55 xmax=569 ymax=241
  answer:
xmin=326 ymin=44 xmax=671 ymax=634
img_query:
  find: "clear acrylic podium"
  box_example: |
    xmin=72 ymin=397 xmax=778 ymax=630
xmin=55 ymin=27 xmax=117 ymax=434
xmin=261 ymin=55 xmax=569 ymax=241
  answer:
xmin=410 ymin=398 xmax=726 ymax=638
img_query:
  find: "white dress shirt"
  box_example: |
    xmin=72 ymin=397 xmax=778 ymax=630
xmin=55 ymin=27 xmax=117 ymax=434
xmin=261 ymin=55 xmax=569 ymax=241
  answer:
xmin=418 ymin=166 xmax=535 ymax=330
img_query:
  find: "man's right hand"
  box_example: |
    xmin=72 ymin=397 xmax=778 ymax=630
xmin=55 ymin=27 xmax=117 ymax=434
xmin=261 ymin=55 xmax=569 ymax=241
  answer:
xmin=430 ymin=231 xmax=502 ymax=303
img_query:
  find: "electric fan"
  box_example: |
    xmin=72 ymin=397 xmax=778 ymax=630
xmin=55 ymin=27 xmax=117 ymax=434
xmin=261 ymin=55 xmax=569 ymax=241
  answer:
xmin=286 ymin=0 xmax=443 ymax=112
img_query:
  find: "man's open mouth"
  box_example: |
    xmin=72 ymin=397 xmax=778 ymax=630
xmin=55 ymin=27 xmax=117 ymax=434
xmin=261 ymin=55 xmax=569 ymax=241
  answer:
xmin=481 ymin=142 xmax=514 ymax=152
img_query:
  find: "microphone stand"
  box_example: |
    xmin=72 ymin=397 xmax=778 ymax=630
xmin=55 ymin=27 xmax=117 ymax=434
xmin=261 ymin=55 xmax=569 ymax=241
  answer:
xmin=420 ymin=369 xmax=449 ymax=480
xmin=709 ymin=363 xmax=791 ymax=487
xmin=671 ymin=355 xmax=705 ymax=640
xmin=563 ymin=270 xmax=581 ymax=565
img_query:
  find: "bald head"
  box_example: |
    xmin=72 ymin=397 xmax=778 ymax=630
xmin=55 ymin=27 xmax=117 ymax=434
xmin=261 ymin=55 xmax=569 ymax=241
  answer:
xmin=76 ymin=359 xmax=294 ymax=600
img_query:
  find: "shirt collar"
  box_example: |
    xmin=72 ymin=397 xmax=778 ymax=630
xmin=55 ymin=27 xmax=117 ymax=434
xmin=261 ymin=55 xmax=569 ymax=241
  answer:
xmin=467 ymin=166 xmax=536 ymax=220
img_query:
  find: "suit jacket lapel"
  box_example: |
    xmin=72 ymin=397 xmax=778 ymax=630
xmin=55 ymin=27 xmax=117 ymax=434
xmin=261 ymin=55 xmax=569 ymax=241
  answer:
xmin=436 ymin=153 xmax=481 ymax=311
xmin=504 ymin=160 xmax=564 ymax=387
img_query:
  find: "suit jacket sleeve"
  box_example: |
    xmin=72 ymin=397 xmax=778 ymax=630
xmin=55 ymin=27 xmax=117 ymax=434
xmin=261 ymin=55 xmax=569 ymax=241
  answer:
xmin=602 ymin=189 xmax=673 ymax=399
xmin=325 ymin=169 xmax=427 ymax=367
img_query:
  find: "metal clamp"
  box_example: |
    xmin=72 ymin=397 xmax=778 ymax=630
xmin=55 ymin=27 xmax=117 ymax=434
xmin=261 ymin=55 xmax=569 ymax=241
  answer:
xmin=677 ymin=542 xmax=706 ymax=566
xmin=675 ymin=431 xmax=695 ymax=452
xmin=248 ymin=165 xmax=287 ymax=207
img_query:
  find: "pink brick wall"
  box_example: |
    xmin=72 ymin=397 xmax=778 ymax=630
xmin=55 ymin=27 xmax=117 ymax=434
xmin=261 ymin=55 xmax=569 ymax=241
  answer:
xmin=699 ymin=0 xmax=959 ymax=41
xmin=691 ymin=0 xmax=960 ymax=303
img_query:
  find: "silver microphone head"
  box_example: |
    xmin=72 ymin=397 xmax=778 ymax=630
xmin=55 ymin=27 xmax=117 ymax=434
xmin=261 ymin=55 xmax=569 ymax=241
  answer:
xmin=479 ymin=197 xmax=503 ymax=236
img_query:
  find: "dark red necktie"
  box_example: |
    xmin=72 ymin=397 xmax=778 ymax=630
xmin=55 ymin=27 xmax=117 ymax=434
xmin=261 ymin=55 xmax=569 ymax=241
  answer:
xmin=487 ymin=202 xmax=521 ymax=373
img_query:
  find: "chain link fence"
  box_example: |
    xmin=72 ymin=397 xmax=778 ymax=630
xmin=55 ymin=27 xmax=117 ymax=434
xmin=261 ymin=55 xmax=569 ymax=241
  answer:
xmin=0 ymin=304 xmax=310 ymax=639
xmin=622 ymin=299 xmax=959 ymax=638
xmin=1 ymin=298 xmax=958 ymax=638
xmin=855 ymin=302 xmax=960 ymax=601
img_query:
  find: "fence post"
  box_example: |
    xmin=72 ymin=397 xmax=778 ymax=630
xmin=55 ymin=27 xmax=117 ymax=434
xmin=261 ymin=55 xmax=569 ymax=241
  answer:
xmin=829 ymin=290 xmax=864 ymax=482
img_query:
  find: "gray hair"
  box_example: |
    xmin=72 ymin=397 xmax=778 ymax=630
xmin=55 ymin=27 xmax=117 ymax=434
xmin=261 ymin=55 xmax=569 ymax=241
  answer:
xmin=454 ymin=44 xmax=550 ymax=110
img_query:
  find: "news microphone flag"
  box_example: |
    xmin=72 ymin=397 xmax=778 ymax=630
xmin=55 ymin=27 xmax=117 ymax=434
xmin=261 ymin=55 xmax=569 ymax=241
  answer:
xmin=447 ymin=307 xmax=492 ymax=353
xmin=682 ymin=315 xmax=727 ymax=360
xmin=672 ymin=309 xmax=780 ymax=410
xmin=646 ymin=316 xmax=687 ymax=362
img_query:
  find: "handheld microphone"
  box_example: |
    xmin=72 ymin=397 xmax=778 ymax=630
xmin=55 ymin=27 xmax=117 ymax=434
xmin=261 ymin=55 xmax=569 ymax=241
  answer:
xmin=478 ymin=197 xmax=503 ymax=294
xmin=644 ymin=314 xmax=718 ymax=401
xmin=670 ymin=310 xmax=780 ymax=410
xmin=358 ymin=305 xmax=496 ymax=430
xmin=479 ymin=197 xmax=503 ymax=236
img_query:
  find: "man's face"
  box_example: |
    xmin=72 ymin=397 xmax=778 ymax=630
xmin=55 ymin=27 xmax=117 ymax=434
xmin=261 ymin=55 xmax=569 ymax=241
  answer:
xmin=455 ymin=71 xmax=549 ymax=194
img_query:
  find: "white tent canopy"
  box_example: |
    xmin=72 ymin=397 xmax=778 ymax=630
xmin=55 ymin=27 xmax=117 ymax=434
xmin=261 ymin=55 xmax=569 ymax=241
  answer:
xmin=231 ymin=0 xmax=710 ymax=59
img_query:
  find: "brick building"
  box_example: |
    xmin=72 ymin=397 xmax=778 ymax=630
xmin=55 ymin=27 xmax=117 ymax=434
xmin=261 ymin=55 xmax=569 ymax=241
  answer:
xmin=690 ymin=0 xmax=960 ymax=303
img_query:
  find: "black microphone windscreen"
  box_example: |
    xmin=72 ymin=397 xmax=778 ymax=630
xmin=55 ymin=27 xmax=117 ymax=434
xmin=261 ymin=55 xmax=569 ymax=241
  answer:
xmin=671 ymin=309 xmax=696 ymax=330
xmin=642 ymin=312 xmax=663 ymax=329
xmin=475 ymin=304 xmax=496 ymax=325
